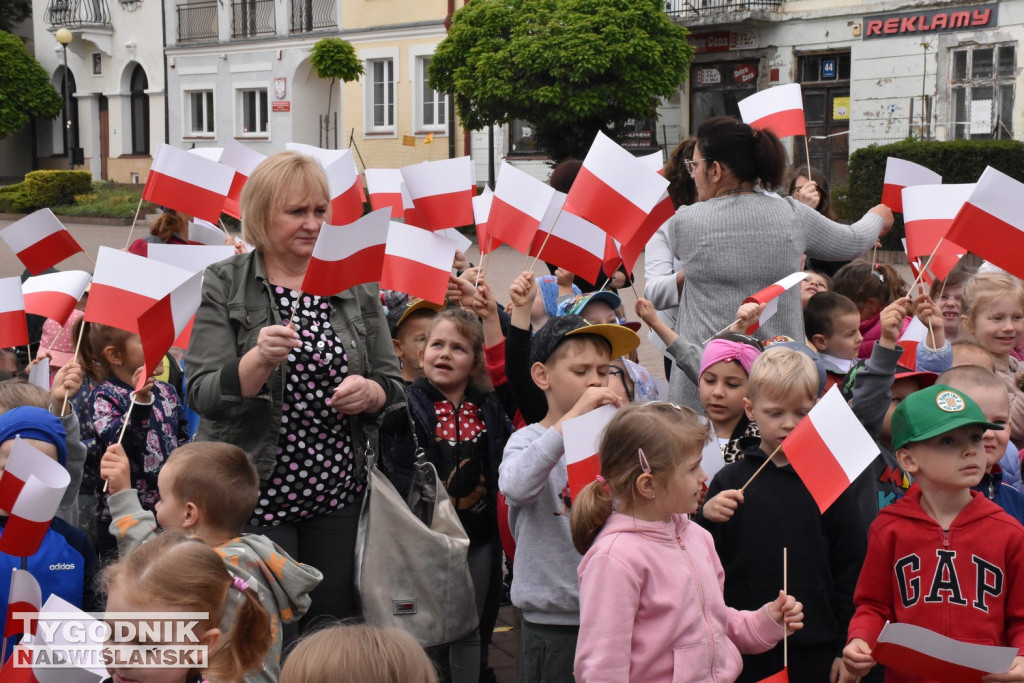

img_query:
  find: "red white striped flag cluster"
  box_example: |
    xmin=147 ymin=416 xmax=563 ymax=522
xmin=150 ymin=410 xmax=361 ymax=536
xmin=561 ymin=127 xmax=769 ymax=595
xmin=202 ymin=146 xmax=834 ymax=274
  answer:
xmin=135 ymin=270 xmax=203 ymax=391
xmin=0 ymin=438 xmax=71 ymax=557
xmin=945 ymin=166 xmax=1024 ymax=280
xmin=872 ymin=622 xmax=1017 ymax=682
xmin=400 ymin=182 xmax=426 ymax=229
xmin=4 ymin=569 xmax=41 ymax=639
xmin=902 ymin=184 xmax=970 ymax=283
xmin=219 ymin=139 xmax=266 ymax=219
xmin=0 ymin=209 xmax=83 ymax=275
xmin=488 ymin=161 xmax=556 ymax=254
xmin=530 ymin=194 xmax=606 ymax=285
xmin=21 ymin=270 xmax=91 ymax=325
xmin=302 ymin=208 xmax=392 ymax=297
xmin=0 ymin=277 xmax=28 ymax=349
xmin=738 ymin=83 xmax=806 ymax=138
xmin=365 ymin=169 xmax=405 ymax=219
xmin=380 ymin=221 xmax=458 ymax=304
xmin=472 ymin=187 xmax=498 ymax=255
xmin=743 ymin=272 xmax=808 ymax=334
xmin=897 ymin=315 xmax=929 ymax=370
xmin=401 ymin=157 xmax=476 ymax=231
xmin=881 ymin=158 xmax=941 ymax=213
xmin=563 ymin=404 xmax=618 ymax=501
xmin=84 ymin=247 xmax=197 ymax=335
xmin=783 ymin=386 xmax=879 ymax=512
xmin=143 ymin=143 xmax=234 ymax=224
xmin=324 ymin=149 xmax=365 ymax=225
xmin=564 ymin=132 xmax=669 ymax=245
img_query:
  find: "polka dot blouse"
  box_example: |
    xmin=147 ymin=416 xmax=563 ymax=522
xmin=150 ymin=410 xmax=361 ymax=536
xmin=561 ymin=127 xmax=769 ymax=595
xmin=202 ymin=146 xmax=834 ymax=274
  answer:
xmin=250 ymin=286 xmax=362 ymax=526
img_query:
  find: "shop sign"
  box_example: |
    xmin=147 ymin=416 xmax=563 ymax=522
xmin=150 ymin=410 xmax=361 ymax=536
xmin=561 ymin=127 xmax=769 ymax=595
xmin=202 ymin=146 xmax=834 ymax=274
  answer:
xmin=272 ymin=101 xmax=290 ymax=112
xmin=833 ymin=97 xmax=850 ymax=121
xmin=864 ymin=4 xmax=997 ymax=39
xmin=695 ymin=68 xmax=722 ymax=85
xmin=690 ymin=30 xmax=757 ymax=53
xmin=732 ymin=64 xmax=757 ymax=84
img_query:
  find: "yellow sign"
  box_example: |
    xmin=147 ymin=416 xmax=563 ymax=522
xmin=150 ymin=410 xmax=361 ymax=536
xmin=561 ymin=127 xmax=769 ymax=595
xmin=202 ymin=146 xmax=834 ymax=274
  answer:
xmin=833 ymin=96 xmax=851 ymax=121
xmin=402 ymin=135 xmax=416 ymax=147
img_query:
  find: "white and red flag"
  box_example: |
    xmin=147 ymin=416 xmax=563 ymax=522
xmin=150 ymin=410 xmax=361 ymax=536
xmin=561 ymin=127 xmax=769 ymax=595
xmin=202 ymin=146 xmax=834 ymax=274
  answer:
xmin=4 ymin=569 xmax=41 ymax=639
xmin=881 ymin=158 xmax=942 ymax=213
xmin=143 ymin=143 xmax=234 ymax=223
xmin=84 ymin=247 xmax=196 ymax=335
xmin=737 ymin=83 xmax=806 ymax=138
xmin=472 ymin=186 xmax=500 ymax=254
xmin=563 ymin=131 xmax=669 ymax=245
xmin=187 ymin=219 xmax=227 ymax=246
xmin=743 ymin=272 xmax=808 ymax=334
xmin=21 ymin=270 xmax=91 ymax=325
xmin=872 ymin=622 xmax=1017 ymax=682
xmin=401 ymin=157 xmax=476 ymax=230
xmin=0 ymin=438 xmax=71 ymax=557
xmin=188 ymin=147 xmax=222 ymax=162
xmin=400 ymin=183 xmax=427 ymax=229
xmin=897 ymin=315 xmax=929 ymax=370
xmin=301 ymin=208 xmax=391 ymax=297
xmin=562 ymin=404 xmax=618 ymax=501
xmin=0 ymin=277 xmax=28 ymax=349
xmin=0 ymin=209 xmax=84 ymax=276
xmin=487 ymin=161 xmax=556 ymax=254
xmin=134 ymin=271 xmax=203 ymax=391
xmin=530 ymin=194 xmax=606 ymax=285
xmin=946 ymin=166 xmax=1024 ymax=280
xmin=219 ymin=139 xmax=266 ymax=219
xmin=606 ymin=190 xmax=675 ymax=276
xmin=324 ymin=149 xmax=365 ymax=226
xmin=783 ymin=386 xmax=879 ymax=512
xmin=902 ymin=184 xmax=971 ymax=283
xmin=146 ymin=244 xmax=233 ymax=349
xmin=365 ymin=169 xmax=405 ymax=219
xmin=380 ymin=222 xmax=458 ymax=304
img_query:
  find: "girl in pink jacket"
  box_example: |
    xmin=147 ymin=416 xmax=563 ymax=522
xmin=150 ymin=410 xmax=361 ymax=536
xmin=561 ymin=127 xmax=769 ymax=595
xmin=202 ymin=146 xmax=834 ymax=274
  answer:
xmin=570 ymin=403 xmax=804 ymax=683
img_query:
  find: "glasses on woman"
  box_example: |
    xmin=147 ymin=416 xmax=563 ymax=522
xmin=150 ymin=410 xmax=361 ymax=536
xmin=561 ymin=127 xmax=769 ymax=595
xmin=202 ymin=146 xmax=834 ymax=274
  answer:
xmin=683 ymin=158 xmax=713 ymax=175
xmin=608 ymin=367 xmax=634 ymax=403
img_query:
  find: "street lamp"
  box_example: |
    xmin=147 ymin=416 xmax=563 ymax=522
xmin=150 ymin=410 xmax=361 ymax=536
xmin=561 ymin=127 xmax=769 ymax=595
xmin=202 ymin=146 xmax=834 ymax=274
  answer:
xmin=55 ymin=28 xmax=73 ymax=170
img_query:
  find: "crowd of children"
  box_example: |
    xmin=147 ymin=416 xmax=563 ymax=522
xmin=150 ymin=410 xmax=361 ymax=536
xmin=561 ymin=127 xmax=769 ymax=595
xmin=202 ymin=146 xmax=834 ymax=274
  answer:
xmin=4 ymin=153 xmax=1024 ymax=683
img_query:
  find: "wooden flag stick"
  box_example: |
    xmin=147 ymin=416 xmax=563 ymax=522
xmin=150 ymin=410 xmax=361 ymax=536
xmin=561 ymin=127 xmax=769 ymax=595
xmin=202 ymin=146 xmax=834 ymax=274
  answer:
xmin=740 ymin=442 xmax=783 ymax=492
xmin=783 ymin=546 xmax=789 ymax=667
xmin=804 ymin=136 xmax=813 ymax=181
xmin=286 ymin=291 xmax=303 ymax=327
xmin=908 ymin=238 xmax=946 ymax=293
xmin=104 ymin=391 xmax=138 ymax=492
xmin=702 ymin=319 xmax=742 ymax=345
xmin=609 ymin=240 xmax=641 ymax=300
xmin=218 ymin=218 xmax=233 ymax=238
xmin=526 ymin=204 xmax=567 ymax=274
xmin=124 ymin=196 xmax=145 ymax=250
xmin=870 ymin=242 xmax=878 ymax=270
xmin=61 ymin=322 xmax=86 ymax=416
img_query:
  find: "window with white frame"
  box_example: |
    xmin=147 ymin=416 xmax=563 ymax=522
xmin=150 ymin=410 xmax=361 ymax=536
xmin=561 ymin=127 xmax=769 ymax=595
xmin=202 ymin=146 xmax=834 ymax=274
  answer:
xmin=368 ymin=58 xmax=395 ymax=131
xmin=950 ymin=43 xmax=1015 ymax=140
xmin=186 ymin=90 xmax=215 ymax=137
xmin=238 ymin=87 xmax=268 ymax=136
xmin=416 ymin=56 xmax=446 ymax=133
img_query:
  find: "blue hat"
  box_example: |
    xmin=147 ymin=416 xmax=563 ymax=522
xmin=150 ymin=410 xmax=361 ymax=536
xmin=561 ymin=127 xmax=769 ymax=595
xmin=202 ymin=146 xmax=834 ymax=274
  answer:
xmin=557 ymin=290 xmax=622 ymax=318
xmin=0 ymin=407 xmax=68 ymax=467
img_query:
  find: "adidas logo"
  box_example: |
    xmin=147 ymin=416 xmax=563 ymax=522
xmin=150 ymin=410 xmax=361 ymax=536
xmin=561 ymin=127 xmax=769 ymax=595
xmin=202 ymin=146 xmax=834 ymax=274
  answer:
xmin=48 ymin=563 xmax=76 ymax=571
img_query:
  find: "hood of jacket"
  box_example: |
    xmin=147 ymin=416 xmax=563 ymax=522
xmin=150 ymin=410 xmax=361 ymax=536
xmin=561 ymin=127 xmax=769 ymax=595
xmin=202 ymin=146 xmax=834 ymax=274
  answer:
xmin=217 ymin=533 xmax=323 ymax=623
xmin=598 ymin=511 xmax=692 ymax=545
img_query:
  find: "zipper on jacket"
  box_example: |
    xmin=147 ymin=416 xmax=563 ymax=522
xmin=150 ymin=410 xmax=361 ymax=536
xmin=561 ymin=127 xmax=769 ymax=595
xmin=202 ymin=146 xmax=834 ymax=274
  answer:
xmin=942 ymin=529 xmax=950 ymax=548
xmin=681 ymin=537 xmax=719 ymax=681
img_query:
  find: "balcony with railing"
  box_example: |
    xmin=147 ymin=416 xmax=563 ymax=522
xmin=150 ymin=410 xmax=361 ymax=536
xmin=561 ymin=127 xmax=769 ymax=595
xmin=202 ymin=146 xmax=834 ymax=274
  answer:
xmin=665 ymin=0 xmax=782 ymax=20
xmin=290 ymin=0 xmax=335 ymax=33
xmin=177 ymin=1 xmax=218 ymax=42
xmin=232 ymin=0 xmax=275 ymax=38
xmin=46 ymin=0 xmax=111 ymax=28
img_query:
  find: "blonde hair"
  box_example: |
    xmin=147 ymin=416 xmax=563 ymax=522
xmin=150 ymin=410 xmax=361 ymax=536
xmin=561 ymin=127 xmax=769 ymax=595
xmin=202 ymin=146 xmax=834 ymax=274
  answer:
xmin=279 ymin=623 xmax=438 ymax=683
xmin=961 ymin=271 xmax=1024 ymax=340
xmin=570 ymin=403 xmax=709 ymax=554
xmin=164 ymin=442 xmax=260 ymax=535
xmin=0 ymin=380 xmax=49 ymax=412
xmin=101 ymin=532 xmax=272 ymax=682
xmin=81 ymin=321 xmax=134 ymax=383
xmin=747 ymin=347 xmax=818 ymax=404
xmin=240 ymin=151 xmax=331 ymax=251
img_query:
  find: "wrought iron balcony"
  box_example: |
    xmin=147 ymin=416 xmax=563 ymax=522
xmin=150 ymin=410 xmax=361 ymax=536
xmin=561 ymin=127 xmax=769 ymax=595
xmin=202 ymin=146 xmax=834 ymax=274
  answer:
xmin=47 ymin=0 xmax=111 ymax=28
xmin=665 ymin=0 xmax=782 ymax=18
xmin=177 ymin=1 xmax=218 ymax=42
xmin=290 ymin=0 xmax=335 ymax=32
xmin=232 ymin=0 xmax=275 ymax=38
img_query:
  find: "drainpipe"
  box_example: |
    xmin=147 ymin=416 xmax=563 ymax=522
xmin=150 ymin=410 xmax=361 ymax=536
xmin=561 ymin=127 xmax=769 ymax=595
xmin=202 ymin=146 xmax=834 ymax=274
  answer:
xmin=445 ymin=0 xmax=456 ymax=159
xmin=162 ymin=0 xmax=170 ymax=144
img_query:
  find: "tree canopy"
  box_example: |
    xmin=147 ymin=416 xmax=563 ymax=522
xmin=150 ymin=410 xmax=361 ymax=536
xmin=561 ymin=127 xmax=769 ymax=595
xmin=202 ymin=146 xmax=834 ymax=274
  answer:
xmin=0 ymin=31 xmax=63 ymax=140
xmin=429 ymin=0 xmax=693 ymax=161
xmin=0 ymin=0 xmax=31 ymax=33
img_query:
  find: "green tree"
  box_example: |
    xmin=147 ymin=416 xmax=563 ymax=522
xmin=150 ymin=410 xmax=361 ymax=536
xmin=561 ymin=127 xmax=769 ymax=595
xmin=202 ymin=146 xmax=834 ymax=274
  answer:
xmin=430 ymin=0 xmax=693 ymax=161
xmin=0 ymin=0 xmax=31 ymax=32
xmin=309 ymin=38 xmax=363 ymax=145
xmin=0 ymin=31 xmax=63 ymax=139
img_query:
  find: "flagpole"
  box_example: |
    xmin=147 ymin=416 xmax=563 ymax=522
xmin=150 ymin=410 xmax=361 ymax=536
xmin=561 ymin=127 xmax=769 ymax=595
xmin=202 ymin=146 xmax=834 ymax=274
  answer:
xmin=475 ymin=236 xmax=494 ymax=287
xmin=908 ymin=238 xmax=946 ymax=293
xmin=610 ymin=240 xmax=642 ymax=300
xmin=286 ymin=291 xmax=303 ymax=327
xmin=103 ymin=392 xmax=138 ymax=493
xmin=61 ymin=322 xmax=86 ymax=416
xmin=740 ymin=443 xmax=783 ymax=492
xmin=218 ymin=218 xmax=233 ymax=238
xmin=702 ymin=319 xmax=742 ymax=345
xmin=783 ymin=546 xmax=789 ymax=667
xmin=804 ymin=136 xmax=812 ymax=182
xmin=525 ymin=204 xmax=566 ymax=273
xmin=124 ymin=196 xmax=145 ymax=250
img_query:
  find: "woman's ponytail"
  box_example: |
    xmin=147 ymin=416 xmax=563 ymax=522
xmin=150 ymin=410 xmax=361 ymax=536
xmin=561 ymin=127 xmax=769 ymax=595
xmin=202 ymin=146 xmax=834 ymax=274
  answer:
xmin=570 ymin=480 xmax=614 ymax=554
xmin=207 ymin=581 xmax=273 ymax=682
xmin=750 ymin=128 xmax=786 ymax=190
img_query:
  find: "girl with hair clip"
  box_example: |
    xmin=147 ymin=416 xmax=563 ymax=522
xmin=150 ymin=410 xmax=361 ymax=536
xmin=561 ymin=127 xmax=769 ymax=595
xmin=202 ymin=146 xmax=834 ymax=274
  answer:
xmin=929 ymin=267 xmax=974 ymax=343
xmin=80 ymin=321 xmax=189 ymax=560
xmin=831 ymin=260 xmax=910 ymax=359
xmin=570 ymin=403 xmax=804 ymax=683
xmin=100 ymin=532 xmax=272 ymax=683
xmin=279 ymin=623 xmax=438 ymax=683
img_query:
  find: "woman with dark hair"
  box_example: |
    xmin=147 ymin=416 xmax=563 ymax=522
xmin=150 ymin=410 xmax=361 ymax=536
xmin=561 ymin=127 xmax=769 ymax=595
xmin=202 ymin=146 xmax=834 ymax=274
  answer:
xmin=127 ymin=209 xmax=189 ymax=257
xmin=788 ymin=166 xmax=834 ymax=219
xmin=667 ymin=116 xmax=893 ymax=407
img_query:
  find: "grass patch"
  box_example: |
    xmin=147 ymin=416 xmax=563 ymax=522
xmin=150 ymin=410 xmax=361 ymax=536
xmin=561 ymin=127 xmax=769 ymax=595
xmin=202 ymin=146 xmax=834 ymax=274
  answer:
xmin=51 ymin=182 xmax=156 ymax=219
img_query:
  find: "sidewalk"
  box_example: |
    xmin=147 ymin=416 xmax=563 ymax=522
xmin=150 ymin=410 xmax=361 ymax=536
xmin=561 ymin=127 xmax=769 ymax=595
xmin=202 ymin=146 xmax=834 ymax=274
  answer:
xmin=490 ymin=604 xmax=519 ymax=683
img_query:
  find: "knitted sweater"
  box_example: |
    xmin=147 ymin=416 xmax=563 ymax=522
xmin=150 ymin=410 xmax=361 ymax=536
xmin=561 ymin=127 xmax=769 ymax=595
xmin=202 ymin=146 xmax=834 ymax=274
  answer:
xmin=666 ymin=192 xmax=883 ymax=408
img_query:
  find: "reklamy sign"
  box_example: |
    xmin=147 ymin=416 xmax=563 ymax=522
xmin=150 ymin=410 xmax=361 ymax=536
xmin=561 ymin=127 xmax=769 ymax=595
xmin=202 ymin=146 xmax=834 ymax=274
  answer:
xmin=864 ymin=4 xmax=997 ymax=39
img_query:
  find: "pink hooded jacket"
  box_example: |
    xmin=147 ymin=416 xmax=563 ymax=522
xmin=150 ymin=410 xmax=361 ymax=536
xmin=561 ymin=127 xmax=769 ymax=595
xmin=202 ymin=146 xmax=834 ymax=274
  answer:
xmin=575 ymin=513 xmax=782 ymax=683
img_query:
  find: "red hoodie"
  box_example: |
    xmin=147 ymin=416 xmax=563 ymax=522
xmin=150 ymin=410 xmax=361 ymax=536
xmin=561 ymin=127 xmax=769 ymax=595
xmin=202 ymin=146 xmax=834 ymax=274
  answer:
xmin=849 ymin=484 xmax=1024 ymax=677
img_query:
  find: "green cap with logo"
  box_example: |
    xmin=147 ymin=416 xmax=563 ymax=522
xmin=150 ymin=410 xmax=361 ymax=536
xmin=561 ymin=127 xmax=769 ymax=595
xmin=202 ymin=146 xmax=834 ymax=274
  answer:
xmin=890 ymin=384 xmax=1003 ymax=451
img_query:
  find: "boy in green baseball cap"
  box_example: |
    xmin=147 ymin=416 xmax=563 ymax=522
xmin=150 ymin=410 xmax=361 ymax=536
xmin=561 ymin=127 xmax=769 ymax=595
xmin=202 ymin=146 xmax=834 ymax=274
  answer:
xmin=843 ymin=384 xmax=1024 ymax=681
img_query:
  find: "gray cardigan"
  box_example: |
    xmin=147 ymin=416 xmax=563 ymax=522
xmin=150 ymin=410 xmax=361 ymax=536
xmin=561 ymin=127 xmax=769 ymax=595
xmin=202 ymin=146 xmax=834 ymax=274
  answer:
xmin=184 ymin=250 xmax=405 ymax=481
xmin=667 ymin=192 xmax=883 ymax=408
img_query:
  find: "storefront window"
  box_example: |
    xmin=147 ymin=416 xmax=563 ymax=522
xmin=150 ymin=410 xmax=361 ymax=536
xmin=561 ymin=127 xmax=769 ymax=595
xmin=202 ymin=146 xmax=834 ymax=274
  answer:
xmin=690 ymin=61 xmax=759 ymax=132
xmin=950 ymin=43 xmax=1015 ymax=139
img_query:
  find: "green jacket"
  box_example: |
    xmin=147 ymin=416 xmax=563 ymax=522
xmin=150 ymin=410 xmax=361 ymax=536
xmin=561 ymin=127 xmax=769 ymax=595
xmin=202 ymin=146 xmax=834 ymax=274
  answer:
xmin=184 ymin=250 xmax=405 ymax=481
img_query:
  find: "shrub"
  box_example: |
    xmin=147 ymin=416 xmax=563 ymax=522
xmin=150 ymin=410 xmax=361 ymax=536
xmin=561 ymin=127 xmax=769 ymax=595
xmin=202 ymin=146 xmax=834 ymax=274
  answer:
xmin=0 ymin=182 xmax=34 ymax=213
xmin=23 ymin=170 xmax=93 ymax=209
xmin=52 ymin=182 xmax=154 ymax=219
xmin=841 ymin=139 xmax=1024 ymax=250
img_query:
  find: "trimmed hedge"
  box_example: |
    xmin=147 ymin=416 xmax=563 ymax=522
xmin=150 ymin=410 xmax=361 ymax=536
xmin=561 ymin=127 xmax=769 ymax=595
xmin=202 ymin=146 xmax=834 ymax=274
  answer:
xmin=841 ymin=139 xmax=1024 ymax=250
xmin=23 ymin=170 xmax=93 ymax=210
xmin=0 ymin=182 xmax=34 ymax=213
